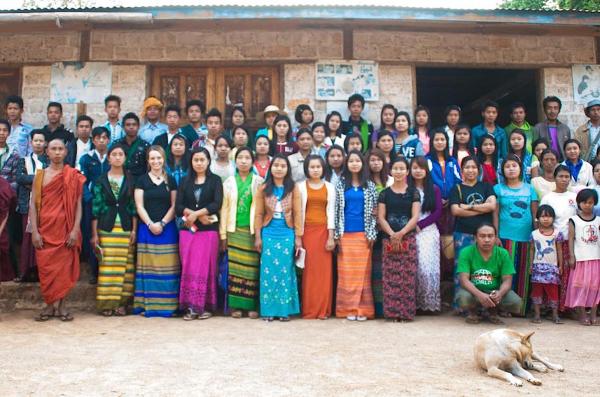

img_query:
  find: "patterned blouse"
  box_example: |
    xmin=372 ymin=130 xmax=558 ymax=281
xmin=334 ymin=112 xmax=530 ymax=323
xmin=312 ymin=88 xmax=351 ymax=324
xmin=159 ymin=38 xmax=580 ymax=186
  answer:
xmin=334 ymin=177 xmax=378 ymax=241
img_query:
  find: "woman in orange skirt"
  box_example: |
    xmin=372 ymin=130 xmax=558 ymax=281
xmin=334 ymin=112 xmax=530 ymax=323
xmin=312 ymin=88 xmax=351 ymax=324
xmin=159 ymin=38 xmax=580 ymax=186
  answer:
xmin=333 ymin=150 xmax=378 ymax=321
xmin=299 ymin=155 xmax=336 ymax=319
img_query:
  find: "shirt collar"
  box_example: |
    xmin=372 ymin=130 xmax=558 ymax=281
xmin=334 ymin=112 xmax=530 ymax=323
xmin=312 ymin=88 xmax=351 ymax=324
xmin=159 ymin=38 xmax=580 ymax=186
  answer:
xmin=94 ymin=149 xmax=107 ymax=162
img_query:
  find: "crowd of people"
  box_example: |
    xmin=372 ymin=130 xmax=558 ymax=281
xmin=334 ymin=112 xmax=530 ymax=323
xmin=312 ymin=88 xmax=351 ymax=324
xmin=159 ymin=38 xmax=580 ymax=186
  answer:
xmin=0 ymin=92 xmax=599 ymax=325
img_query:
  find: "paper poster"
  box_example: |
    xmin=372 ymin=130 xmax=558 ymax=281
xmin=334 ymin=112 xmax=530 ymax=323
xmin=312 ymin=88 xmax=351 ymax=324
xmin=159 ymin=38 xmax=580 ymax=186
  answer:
xmin=51 ymin=62 xmax=112 ymax=104
xmin=316 ymin=61 xmax=379 ymax=101
xmin=573 ymin=64 xmax=600 ymax=105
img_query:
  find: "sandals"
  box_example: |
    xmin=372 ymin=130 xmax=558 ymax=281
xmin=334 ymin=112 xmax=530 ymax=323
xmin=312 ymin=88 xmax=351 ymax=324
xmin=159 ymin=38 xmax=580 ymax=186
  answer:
xmin=34 ymin=311 xmax=53 ymax=322
xmin=488 ymin=315 xmax=505 ymax=325
xmin=530 ymin=317 xmax=542 ymax=324
xmin=465 ymin=315 xmax=481 ymax=324
xmin=553 ymin=317 xmax=564 ymax=324
xmin=231 ymin=310 xmax=243 ymax=319
xmin=101 ymin=310 xmax=114 ymax=317
xmin=198 ymin=312 xmax=212 ymax=320
xmin=114 ymin=307 xmax=127 ymax=317
xmin=248 ymin=311 xmax=259 ymax=319
xmin=183 ymin=309 xmax=198 ymax=321
xmin=279 ymin=317 xmax=290 ymax=322
xmin=59 ymin=313 xmax=74 ymax=322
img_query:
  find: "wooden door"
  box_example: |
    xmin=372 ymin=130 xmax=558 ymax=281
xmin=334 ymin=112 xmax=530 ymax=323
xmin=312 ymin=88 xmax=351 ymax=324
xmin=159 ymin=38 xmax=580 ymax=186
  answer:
xmin=0 ymin=69 xmax=21 ymax=118
xmin=151 ymin=67 xmax=215 ymax=122
xmin=216 ymin=67 xmax=280 ymax=131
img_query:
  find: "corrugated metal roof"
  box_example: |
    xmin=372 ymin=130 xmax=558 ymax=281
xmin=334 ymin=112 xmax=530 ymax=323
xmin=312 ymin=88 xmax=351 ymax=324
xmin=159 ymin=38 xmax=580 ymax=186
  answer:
xmin=5 ymin=0 xmax=600 ymax=14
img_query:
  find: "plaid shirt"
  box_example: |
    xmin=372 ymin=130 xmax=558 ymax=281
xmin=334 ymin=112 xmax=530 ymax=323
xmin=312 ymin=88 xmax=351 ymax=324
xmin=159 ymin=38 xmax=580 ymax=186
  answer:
xmin=0 ymin=148 xmax=21 ymax=191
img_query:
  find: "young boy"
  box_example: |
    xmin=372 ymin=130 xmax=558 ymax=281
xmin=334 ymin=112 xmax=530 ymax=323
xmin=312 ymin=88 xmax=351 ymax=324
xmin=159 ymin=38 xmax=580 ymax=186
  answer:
xmin=139 ymin=96 xmax=167 ymax=144
xmin=341 ymin=94 xmax=373 ymax=152
xmin=66 ymin=115 xmax=94 ymax=169
xmin=4 ymin=95 xmax=32 ymax=157
xmin=41 ymin=102 xmax=74 ymax=144
xmin=113 ymin=112 xmax=149 ymax=181
xmin=15 ymin=129 xmax=47 ymax=281
xmin=255 ymin=105 xmax=280 ymax=140
xmin=103 ymin=95 xmax=124 ymax=142
xmin=79 ymin=126 xmax=111 ymax=284
xmin=153 ymin=105 xmax=183 ymax=152
xmin=192 ymin=107 xmax=222 ymax=158
xmin=471 ymin=100 xmax=507 ymax=160
xmin=181 ymin=99 xmax=207 ymax=144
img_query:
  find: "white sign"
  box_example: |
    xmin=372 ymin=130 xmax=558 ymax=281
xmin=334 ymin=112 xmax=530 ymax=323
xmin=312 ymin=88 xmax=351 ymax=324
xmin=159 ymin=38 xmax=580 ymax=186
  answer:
xmin=572 ymin=64 xmax=600 ymax=105
xmin=316 ymin=60 xmax=379 ymax=101
xmin=51 ymin=62 xmax=112 ymax=104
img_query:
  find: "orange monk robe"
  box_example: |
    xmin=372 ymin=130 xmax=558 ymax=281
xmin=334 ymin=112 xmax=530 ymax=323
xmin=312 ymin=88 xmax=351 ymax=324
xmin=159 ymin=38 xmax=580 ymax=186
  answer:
xmin=34 ymin=166 xmax=85 ymax=304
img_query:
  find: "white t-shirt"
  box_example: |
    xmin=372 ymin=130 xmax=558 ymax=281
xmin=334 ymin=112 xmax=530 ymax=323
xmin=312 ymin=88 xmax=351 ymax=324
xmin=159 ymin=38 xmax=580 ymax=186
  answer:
xmin=531 ymin=177 xmax=556 ymax=201
xmin=570 ymin=215 xmax=600 ymax=261
xmin=540 ymin=191 xmax=577 ymax=239
xmin=531 ymin=229 xmax=559 ymax=266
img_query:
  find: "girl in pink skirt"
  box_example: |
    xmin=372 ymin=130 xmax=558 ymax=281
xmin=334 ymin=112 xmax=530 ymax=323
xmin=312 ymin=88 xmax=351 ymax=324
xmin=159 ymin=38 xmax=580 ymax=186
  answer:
xmin=566 ymin=188 xmax=600 ymax=325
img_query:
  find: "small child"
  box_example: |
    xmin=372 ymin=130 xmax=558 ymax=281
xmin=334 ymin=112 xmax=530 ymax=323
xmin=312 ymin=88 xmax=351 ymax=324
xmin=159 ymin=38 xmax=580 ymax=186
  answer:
xmin=566 ymin=188 xmax=600 ymax=325
xmin=529 ymin=205 xmax=563 ymax=324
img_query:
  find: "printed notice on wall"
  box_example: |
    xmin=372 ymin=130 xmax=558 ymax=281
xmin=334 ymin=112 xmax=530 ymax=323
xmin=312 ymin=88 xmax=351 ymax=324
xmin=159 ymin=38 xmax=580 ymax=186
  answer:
xmin=573 ymin=64 xmax=600 ymax=105
xmin=51 ymin=62 xmax=112 ymax=104
xmin=316 ymin=61 xmax=379 ymax=101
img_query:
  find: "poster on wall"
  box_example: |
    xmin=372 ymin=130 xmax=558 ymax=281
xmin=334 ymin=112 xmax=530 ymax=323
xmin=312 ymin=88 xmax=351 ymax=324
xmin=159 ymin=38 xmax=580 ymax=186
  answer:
xmin=50 ymin=62 xmax=112 ymax=104
xmin=572 ymin=64 xmax=600 ymax=105
xmin=316 ymin=61 xmax=379 ymax=101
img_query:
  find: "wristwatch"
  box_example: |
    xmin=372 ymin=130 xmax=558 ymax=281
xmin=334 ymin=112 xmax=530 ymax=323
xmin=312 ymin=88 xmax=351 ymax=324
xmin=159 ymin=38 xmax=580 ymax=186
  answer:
xmin=159 ymin=220 xmax=166 ymax=227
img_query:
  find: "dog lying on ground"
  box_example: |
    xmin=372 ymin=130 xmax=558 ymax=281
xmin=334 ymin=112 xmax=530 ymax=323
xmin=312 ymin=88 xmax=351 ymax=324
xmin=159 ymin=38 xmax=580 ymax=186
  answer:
xmin=474 ymin=329 xmax=564 ymax=387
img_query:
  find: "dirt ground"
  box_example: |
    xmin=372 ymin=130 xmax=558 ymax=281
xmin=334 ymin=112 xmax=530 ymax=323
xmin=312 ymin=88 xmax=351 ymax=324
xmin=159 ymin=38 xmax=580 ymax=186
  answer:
xmin=0 ymin=310 xmax=598 ymax=396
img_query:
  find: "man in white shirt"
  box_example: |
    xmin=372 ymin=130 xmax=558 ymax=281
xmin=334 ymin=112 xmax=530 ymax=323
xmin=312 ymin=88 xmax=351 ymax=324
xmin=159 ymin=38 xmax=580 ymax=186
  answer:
xmin=103 ymin=94 xmax=124 ymax=142
xmin=65 ymin=115 xmax=94 ymax=170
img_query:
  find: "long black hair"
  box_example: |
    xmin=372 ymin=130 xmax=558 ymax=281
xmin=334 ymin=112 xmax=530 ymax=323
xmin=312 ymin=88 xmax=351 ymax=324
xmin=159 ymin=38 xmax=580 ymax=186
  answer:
xmin=409 ymin=156 xmax=435 ymax=213
xmin=508 ymin=128 xmax=530 ymax=159
xmin=272 ymin=114 xmax=293 ymax=142
xmin=184 ymin=147 xmax=214 ymax=184
xmin=477 ymin=133 xmax=498 ymax=170
xmin=263 ymin=153 xmax=295 ymax=199
xmin=429 ymin=128 xmax=450 ymax=162
xmin=325 ymin=111 xmax=343 ymax=137
xmin=342 ymin=150 xmax=369 ymax=189
xmin=324 ymin=144 xmax=345 ymax=182
xmin=452 ymin=124 xmax=475 ymax=159
xmin=379 ymin=104 xmax=397 ymax=131
xmin=376 ymin=130 xmax=397 ymax=163
xmin=413 ymin=105 xmax=431 ymax=132
xmin=167 ymin=133 xmax=190 ymax=170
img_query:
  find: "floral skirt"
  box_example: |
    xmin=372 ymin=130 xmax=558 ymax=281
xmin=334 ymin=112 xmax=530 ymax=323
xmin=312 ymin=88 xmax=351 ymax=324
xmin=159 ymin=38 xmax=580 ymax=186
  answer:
xmin=382 ymin=234 xmax=417 ymax=320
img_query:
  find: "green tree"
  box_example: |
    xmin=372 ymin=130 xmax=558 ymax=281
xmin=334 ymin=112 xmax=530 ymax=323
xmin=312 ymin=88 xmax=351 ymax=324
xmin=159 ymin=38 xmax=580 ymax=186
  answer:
xmin=500 ymin=0 xmax=600 ymax=10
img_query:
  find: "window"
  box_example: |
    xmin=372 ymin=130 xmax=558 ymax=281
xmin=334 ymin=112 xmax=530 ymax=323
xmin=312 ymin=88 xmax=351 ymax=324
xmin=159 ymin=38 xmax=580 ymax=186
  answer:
xmin=0 ymin=68 xmax=21 ymax=119
xmin=152 ymin=66 xmax=280 ymax=130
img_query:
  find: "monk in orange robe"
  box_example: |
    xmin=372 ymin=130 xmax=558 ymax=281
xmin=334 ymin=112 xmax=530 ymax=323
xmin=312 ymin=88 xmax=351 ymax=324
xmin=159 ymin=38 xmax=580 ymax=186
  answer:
xmin=29 ymin=139 xmax=85 ymax=321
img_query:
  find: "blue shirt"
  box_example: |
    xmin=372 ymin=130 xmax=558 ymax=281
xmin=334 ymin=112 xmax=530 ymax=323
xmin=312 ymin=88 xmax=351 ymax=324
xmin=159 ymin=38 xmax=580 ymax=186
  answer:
xmin=139 ymin=121 xmax=168 ymax=144
xmin=344 ymin=186 xmax=365 ymax=232
xmin=103 ymin=120 xmax=124 ymax=143
xmin=494 ymin=182 xmax=538 ymax=242
xmin=472 ymin=124 xmax=507 ymax=160
xmin=6 ymin=121 xmax=32 ymax=157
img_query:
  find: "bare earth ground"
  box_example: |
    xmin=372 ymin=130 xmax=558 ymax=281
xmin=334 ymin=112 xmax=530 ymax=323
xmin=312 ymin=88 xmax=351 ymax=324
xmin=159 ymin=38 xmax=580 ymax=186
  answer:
xmin=0 ymin=310 xmax=598 ymax=396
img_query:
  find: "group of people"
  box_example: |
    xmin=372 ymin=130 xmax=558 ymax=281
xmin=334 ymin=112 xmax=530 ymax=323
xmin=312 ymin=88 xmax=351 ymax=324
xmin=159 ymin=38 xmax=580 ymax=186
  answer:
xmin=0 ymin=91 xmax=599 ymax=326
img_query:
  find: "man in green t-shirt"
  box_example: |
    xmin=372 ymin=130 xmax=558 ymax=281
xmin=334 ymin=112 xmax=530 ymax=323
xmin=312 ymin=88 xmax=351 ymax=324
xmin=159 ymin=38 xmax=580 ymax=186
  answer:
xmin=456 ymin=223 xmax=522 ymax=324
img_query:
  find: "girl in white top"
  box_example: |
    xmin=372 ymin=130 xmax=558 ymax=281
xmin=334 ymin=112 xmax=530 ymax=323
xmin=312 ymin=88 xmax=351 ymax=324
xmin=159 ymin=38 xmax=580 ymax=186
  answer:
xmin=210 ymin=135 xmax=235 ymax=181
xmin=562 ymin=139 xmax=594 ymax=190
xmin=566 ymin=188 xmax=600 ymax=325
xmin=540 ymin=165 xmax=577 ymax=240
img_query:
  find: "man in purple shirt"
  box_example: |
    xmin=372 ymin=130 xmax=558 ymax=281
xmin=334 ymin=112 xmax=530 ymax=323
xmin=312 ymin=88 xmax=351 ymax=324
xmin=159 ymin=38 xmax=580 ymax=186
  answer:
xmin=533 ymin=96 xmax=571 ymax=161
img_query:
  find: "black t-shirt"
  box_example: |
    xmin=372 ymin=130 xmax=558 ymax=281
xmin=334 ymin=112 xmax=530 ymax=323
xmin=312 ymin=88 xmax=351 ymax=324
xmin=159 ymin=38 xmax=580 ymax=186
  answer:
xmin=135 ymin=173 xmax=177 ymax=222
xmin=378 ymin=186 xmax=420 ymax=234
xmin=449 ymin=181 xmax=495 ymax=235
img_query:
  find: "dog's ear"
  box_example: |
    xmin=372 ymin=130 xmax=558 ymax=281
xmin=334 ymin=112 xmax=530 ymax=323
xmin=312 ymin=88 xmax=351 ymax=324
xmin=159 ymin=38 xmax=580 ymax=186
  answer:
xmin=522 ymin=331 xmax=535 ymax=343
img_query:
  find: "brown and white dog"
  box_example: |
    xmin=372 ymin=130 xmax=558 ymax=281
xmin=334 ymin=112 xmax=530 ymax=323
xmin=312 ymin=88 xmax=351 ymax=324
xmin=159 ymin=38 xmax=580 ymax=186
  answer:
xmin=474 ymin=329 xmax=564 ymax=387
